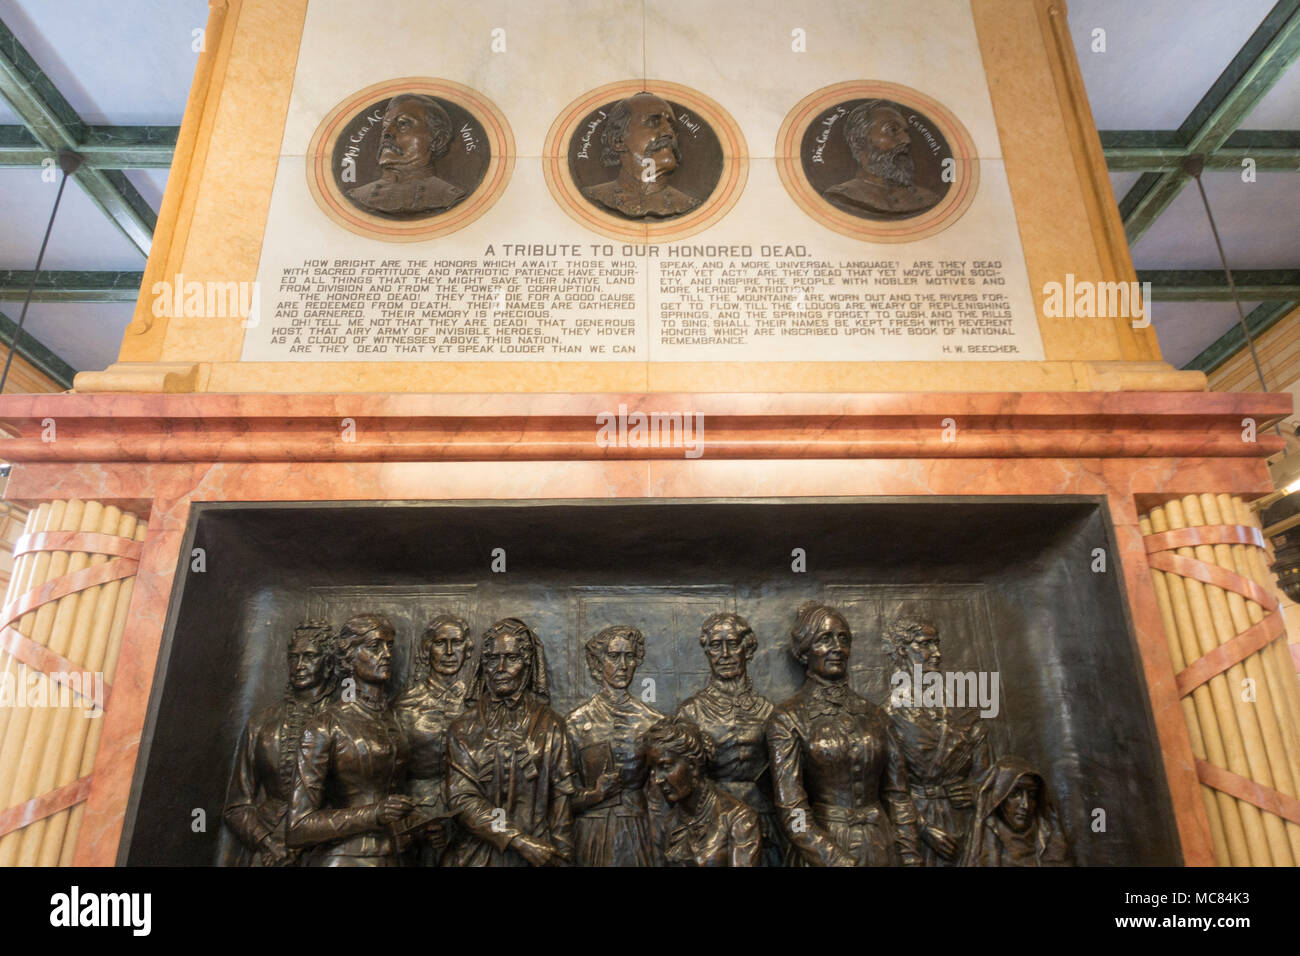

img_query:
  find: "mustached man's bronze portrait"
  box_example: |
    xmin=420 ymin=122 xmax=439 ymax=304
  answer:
xmin=581 ymin=92 xmax=702 ymax=219
xmin=347 ymin=94 xmax=466 ymax=215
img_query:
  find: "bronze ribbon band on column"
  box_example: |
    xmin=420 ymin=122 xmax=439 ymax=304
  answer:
xmin=1145 ymin=552 xmax=1278 ymax=611
xmin=0 ymin=625 xmax=110 ymax=700
xmin=1144 ymin=521 xmax=1299 ymax=831
xmin=1196 ymin=760 xmax=1300 ymax=827
xmin=0 ymin=557 xmax=139 ymax=632
xmin=0 ymin=551 xmax=139 ymax=705
xmin=0 ymin=776 xmax=93 ymax=839
xmin=1174 ymin=612 xmax=1286 ymax=697
xmin=12 ymin=531 xmax=144 ymax=561
xmin=1143 ymin=524 xmax=1266 ymax=552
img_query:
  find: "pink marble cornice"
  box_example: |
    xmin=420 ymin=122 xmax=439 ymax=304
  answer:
xmin=0 ymin=390 xmax=1288 ymax=462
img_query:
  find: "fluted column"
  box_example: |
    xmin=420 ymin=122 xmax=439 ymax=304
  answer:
xmin=0 ymin=500 xmax=146 ymax=865
xmin=1142 ymin=493 xmax=1300 ymax=866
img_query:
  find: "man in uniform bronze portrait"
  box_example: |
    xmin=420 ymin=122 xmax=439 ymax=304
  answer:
xmin=884 ymin=618 xmax=991 ymax=866
xmin=824 ymin=99 xmax=941 ymax=217
xmin=445 ymin=617 xmax=577 ymax=866
xmin=582 ymin=92 xmax=702 ymax=219
xmin=223 ymin=618 xmax=336 ymax=866
xmin=347 ymin=93 xmax=466 ymax=215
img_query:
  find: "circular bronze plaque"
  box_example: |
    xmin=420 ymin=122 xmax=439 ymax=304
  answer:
xmin=777 ymin=81 xmax=978 ymax=243
xmin=545 ymin=80 xmax=747 ymax=243
xmin=307 ymin=78 xmax=513 ymax=242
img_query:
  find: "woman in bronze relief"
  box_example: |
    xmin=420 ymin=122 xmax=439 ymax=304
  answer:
xmin=566 ymin=624 xmax=662 ymax=866
xmin=961 ymin=756 xmax=1071 ymax=867
xmin=445 ymin=618 xmax=577 ymax=866
xmin=393 ymin=613 xmax=473 ymax=865
xmin=883 ymin=618 xmax=991 ymax=865
xmin=288 ymin=614 xmax=413 ymax=866
xmin=644 ymin=716 xmax=761 ymax=866
xmin=677 ymin=611 xmax=784 ymax=866
xmin=224 ymin=619 xmax=336 ymax=866
xmin=766 ymin=602 xmax=922 ymax=866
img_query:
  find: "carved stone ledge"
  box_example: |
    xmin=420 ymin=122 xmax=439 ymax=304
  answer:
xmin=0 ymin=390 xmax=1287 ymax=464
xmin=72 ymin=363 xmax=201 ymax=394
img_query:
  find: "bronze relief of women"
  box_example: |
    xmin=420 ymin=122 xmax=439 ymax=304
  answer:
xmin=393 ymin=613 xmax=473 ymax=865
xmin=766 ymin=602 xmax=922 ymax=866
xmin=566 ymin=624 xmax=663 ymax=866
xmin=643 ymin=716 xmax=761 ymax=867
xmin=288 ymin=614 xmax=413 ymax=866
xmin=961 ymin=756 xmax=1071 ymax=867
xmin=224 ymin=619 xmax=336 ymax=866
xmin=445 ymin=618 xmax=577 ymax=866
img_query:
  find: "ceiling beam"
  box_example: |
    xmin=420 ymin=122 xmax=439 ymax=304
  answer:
xmin=1116 ymin=0 xmax=1300 ymax=244
xmin=0 ymin=124 xmax=176 ymax=168
xmin=0 ymin=310 xmax=76 ymax=389
xmin=1184 ymin=300 xmax=1298 ymax=373
xmin=0 ymin=18 xmax=155 ymax=256
xmin=0 ymin=270 xmax=143 ymax=303
xmin=1141 ymin=269 xmax=1300 ymax=301
xmin=1103 ymin=129 xmax=1300 ymax=172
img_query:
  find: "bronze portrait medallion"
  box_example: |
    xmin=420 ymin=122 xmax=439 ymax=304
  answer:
xmin=545 ymin=80 xmax=747 ymax=243
xmin=568 ymin=93 xmax=721 ymax=221
xmin=777 ymin=81 xmax=979 ymax=243
xmin=307 ymin=78 xmax=514 ymax=242
xmin=803 ymin=98 xmax=952 ymax=220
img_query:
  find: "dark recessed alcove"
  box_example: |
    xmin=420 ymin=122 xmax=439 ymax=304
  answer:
xmin=120 ymin=497 xmax=1180 ymax=865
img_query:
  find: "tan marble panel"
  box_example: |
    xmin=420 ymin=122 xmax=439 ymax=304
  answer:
xmin=111 ymin=0 xmax=1170 ymax=389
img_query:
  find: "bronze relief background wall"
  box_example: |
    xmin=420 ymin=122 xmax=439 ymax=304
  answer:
xmin=120 ymin=498 xmax=1179 ymax=866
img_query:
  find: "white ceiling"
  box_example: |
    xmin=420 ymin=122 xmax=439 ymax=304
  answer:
xmin=1070 ymin=0 xmax=1298 ymax=370
xmin=0 ymin=0 xmax=203 ymax=124
xmin=1067 ymin=0 xmax=1279 ymax=129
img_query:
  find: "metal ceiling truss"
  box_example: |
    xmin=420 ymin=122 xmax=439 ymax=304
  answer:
xmin=1141 ymin=269 xmax=1300 ymax=302
xmin=0 ymin=123 xmax=176 ymax=168
xmin=0 ymin=18 xmax=156 ymax=257
xmin=1096 ymin=0 xmax=1300 ymax=375
xmin=0 ymin=270 xmax=144 ymax=303
xmin=1185 ymin=300 xmax=1298 ymax=374
xmin=0 ymin=11 xmax=1297 ymax=383
xmin=1107 ymin=0 xmax=1300 ymax=245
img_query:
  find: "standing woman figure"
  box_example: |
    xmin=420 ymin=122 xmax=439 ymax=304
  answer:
xmin=567 ymin=624 xmax=663 ymax=866
xmin=766 ymin=602 xmax=922 ymax=866
xmin=288 ymin=614 xmax=413 ymax=866
xmin=394 ymin=613 xmax=473 ymax=865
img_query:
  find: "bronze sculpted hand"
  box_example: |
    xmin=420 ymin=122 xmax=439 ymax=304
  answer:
xmin=591 ymin=769 xmax=621 ymax=802
xmin=946 ymin=782 xmax=975 ymax=808
xmin=922 ymin=823 xmax=959 ymax=861
xmin=423 ymin=820 xmax=449 ymax=848
xmin=374 ymin=794 xmax=414 ymax=826
xmin=511 ymin=834 xmax=561 ymax=866
xmin=258 ymin=834 xmax=295 ymax=868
